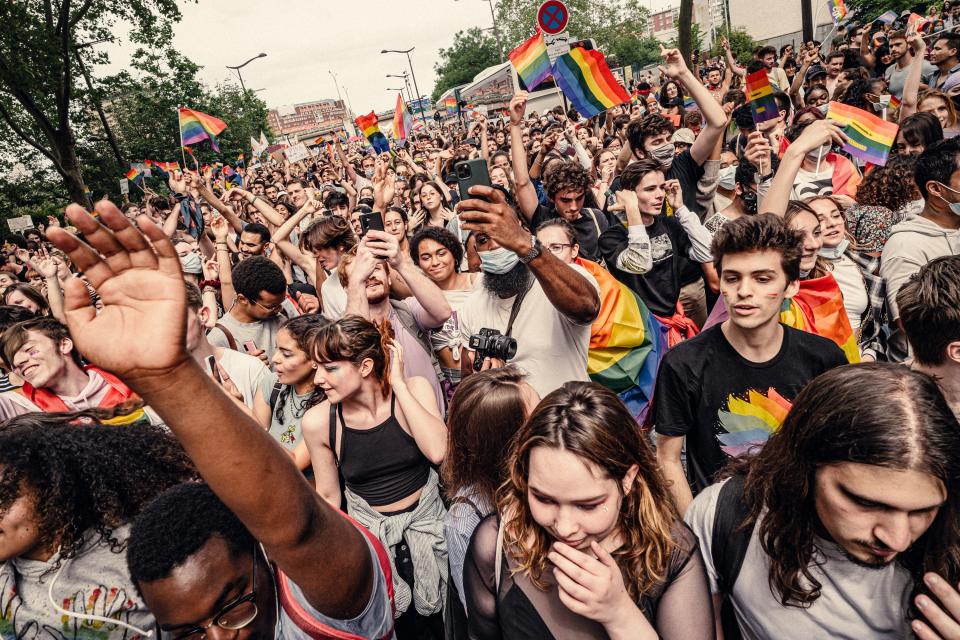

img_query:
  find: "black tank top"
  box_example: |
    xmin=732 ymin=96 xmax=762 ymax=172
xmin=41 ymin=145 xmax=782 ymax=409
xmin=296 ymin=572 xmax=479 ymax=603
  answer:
xmin=337 ymin=394 xmax=431 ymax=507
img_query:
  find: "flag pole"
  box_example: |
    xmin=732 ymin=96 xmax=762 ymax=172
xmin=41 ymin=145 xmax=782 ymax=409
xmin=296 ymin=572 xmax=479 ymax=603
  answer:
xmin=177 ymin=105 xmax=188 ymax=169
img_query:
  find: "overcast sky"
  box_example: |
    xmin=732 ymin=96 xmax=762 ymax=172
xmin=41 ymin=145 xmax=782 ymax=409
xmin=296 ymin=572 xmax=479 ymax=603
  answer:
xmin=100 ymin=0 xmax=676 ymax=116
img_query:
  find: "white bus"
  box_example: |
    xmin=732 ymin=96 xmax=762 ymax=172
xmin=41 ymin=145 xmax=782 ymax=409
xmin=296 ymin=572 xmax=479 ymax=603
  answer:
xmin=458 ymin=61 xmax=565 ymax=119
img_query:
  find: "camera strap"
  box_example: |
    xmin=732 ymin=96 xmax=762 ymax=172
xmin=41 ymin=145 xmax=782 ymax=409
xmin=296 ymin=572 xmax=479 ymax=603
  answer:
xmin=505 ymin=275 xmax=534 ymax=338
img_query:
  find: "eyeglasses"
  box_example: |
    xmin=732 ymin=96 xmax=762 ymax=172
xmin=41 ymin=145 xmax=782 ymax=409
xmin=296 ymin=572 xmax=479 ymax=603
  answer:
xmin=162 ymin=550 xmax=259 ymax=640
xmin=253 ymin=298 xmax=284 ymax=313
xmin=545 ymin=243 xmax=573 ymax=254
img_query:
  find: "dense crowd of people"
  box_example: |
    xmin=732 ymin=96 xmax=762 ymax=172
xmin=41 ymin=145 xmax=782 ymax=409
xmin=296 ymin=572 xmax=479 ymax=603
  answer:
xmin=3 ymin=4 xmax=960 ymax=639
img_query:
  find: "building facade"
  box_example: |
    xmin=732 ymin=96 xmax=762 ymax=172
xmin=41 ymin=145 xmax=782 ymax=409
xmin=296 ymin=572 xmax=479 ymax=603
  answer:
xmin=267 ymin=99 xmax=346 ymax=137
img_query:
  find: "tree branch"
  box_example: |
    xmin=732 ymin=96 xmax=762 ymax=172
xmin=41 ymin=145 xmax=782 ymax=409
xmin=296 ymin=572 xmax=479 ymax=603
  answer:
xmin=56 ymin=0 xmax=72 ymax=131
xmin=44 ymin=0 xmax=54 ymax=30
xmin=0 ymin=58 xmax=59 ymax=139
xmin=68 ymin=0 xmax=95 ymax=29
xmin=0 ymin=100 xmax=64 ymax=175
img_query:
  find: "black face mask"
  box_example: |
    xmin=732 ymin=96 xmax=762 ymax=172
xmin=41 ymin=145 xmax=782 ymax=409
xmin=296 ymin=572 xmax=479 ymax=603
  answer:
xmin=741 ymin=189 xmax=759 ymax=215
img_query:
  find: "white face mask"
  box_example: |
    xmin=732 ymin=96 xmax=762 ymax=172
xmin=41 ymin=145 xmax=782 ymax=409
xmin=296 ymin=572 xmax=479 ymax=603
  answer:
xmin=806 ymin=144 xmax=831 ymax=166
xmin=718 ymin=165 xmax=738 ymax=191
xmin=819 ymin=237 xmax=850 ymax=259
xmin=479 ymin=247 xmax=520 ymax=274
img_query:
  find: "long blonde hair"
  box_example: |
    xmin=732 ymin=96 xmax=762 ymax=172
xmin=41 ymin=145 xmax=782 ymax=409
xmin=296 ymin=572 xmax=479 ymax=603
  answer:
xmin=497 ymin=382 xmax=677 ymax=600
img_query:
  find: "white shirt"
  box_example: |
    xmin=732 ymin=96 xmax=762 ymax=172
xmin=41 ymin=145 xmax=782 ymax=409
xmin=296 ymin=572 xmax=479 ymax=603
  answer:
xmin=829 ymin=254 xmax=869 ymax=332
xmin=458 ymin=265 xmax=599 ymax=399
xmin=216 ymin=348 xmax=270 ymax=409
xmin=321 ymin=273 xmax=347 ymax=320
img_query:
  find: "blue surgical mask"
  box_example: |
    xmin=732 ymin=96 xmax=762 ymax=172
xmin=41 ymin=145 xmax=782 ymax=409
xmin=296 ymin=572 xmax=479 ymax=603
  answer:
xmin=479 ymin=247 xmax=520 ymax=274
xmin=718 ymin=165 xmax=738 ymax=190
xmin=937 ymin=182 xmax=960 ymax=216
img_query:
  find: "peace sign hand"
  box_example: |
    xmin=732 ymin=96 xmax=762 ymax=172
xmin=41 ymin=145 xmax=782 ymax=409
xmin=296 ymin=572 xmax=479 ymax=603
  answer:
xmin=45 ymin=201 xmax=189 ymax=387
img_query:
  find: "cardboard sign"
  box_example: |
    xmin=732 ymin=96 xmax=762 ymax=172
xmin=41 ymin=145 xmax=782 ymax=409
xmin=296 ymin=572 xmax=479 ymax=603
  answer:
xmin=119 ymin=179 xmax=129 ymax=195
xmin=7 ymin=215 xmax=33 ymax=233
xmin=284 ymin=142 xmax=309 ymax=163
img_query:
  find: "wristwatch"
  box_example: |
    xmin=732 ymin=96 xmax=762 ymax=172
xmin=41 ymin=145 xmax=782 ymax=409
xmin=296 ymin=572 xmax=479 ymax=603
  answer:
xmin=519 ymin=235 xmax=542 ymax=264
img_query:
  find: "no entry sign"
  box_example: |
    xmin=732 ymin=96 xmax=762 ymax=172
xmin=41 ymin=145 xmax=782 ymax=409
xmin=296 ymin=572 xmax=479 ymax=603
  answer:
xmin=537 ymin=0 xmax=568 ymax=35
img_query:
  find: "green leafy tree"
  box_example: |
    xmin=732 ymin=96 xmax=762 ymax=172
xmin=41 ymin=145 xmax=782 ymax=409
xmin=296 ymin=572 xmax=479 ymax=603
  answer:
xmin=432 ymin=27 xmax=500 ymax=102
xmin=709 ymin=25 xmax=758 ymax=63
xmin=495 ymin=0 xmax=652 ymax=69
xmin=0 ymin=0 xmax=184 ymax=205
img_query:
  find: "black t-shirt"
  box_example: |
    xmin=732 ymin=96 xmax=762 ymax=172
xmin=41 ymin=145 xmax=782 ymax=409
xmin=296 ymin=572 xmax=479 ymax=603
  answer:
xmin=532 ymin=204 xmax=609 ymax=263
xmin=653 ymin=324 xmax=847 ymax=493
xmin=599 ymin=215 xmax=692 ymax=317
xmin=668 ymin=149 xmax=705 ymax=216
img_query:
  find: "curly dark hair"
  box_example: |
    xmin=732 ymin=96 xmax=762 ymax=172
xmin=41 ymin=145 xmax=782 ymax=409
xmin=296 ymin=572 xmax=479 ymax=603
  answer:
xmin=273 ymin=314 xmax=327 ymax=422
xmin=128 ymin=482 xmax=254 ymax=590
xmin=231 ymin=255 xmax=286 ymax=303
xmin=409 ymin=226 xmax=464 ymax=272
xmin=543 ymin=160 xmax=592 ymax=199
xmin=854 ymin=154 xmax=919 ymax=211
xmin=626 ymin=114 xmax=676 ymax=156
xmin=724 ymin=364 xmax=960 ymax=614
xmin=0 ymin=413 xmax=196 ymax=569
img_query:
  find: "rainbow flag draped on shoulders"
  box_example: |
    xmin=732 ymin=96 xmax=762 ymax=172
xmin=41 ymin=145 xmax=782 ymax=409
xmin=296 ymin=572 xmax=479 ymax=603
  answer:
xmin=577 ymin=259 xmax=666 ymax=425
xmin=179 ymin=107 xmax=227 ymax=153
xmin=781 ymin=274 xmax=860 ymax=363
xmin=552 ymin=46 xmax=630 ymax=118
xmin=355 ymin=111 xmax=390 ymax=154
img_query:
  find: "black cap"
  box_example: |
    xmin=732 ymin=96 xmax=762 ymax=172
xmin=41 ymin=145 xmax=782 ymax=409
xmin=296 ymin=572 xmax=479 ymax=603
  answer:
xmin=805 ymin=64 xmax=828 ymax=81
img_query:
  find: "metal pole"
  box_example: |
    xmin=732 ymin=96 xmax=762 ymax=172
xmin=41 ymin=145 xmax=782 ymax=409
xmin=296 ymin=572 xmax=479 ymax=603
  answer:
xmin=487 ymin=0 xmax=504 ymax=62
xmin=405 ymin=51 xmax=427 ymax=123
xmin=235 ymin=69 xmax=247 ymax=93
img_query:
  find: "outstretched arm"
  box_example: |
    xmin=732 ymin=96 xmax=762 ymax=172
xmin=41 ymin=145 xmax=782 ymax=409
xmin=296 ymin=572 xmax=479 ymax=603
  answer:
xmin=508 ymin=92 xmax=540 ymax=221
xmin=46 ymin=202 xmax=376 ymax=620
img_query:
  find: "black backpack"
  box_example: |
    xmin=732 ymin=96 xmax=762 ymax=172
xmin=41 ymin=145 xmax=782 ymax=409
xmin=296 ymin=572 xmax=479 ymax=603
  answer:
xmin=711 ymin=475 xmax=756 ymax=640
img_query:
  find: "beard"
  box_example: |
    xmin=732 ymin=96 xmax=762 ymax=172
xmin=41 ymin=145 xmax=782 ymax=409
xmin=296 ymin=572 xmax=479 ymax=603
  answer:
xmin=483 ymin=263 xmax=531 ymax=299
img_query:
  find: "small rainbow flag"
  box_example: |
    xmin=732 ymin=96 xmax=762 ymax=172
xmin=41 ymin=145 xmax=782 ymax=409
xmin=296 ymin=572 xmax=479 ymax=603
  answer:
xmin=577 ymin=259 xmax=666 ymax=425
xmin=781 ymin=274 xmax=860 ymax=363
xmin=443 ymin=96 xmax=457 ymax=114
xmin=392 ymin=93 xmax=413 ymax=141
xmin=509 ymin=32 xmax=552 ymax=90
xmin=889 ymin=95 xmax=902 ymax=111
xmin=683 ymin=96 xmax=697 ymax=112
xmin=746 ymin=69 xmax=780 ymax=124
xmin=877 ymin=10 xmax=898 ymax=24
xmin=354 ymin=111 xmax=390 ymax=154
xmin=125 ymin=167 xmax=140 ymax=181
xmin=552 ymin=46 xmax=630 ymax=118
xmin=827 ymin=0 xmax=847 ymax=25
xmin=826 ymin=101 xmax=899 ymax=166
xmin=237 ymin=152 xmax=245 ymax=163
xmin=179 ymin=106 xmax=227 ymax=153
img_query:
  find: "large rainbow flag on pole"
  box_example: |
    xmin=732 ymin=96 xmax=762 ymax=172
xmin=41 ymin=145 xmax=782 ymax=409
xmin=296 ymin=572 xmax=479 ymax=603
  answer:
xmin=577 ymin=259 xmax=666 ymax=425
xmin=355 ymin=111 xmax=390 ymax=154
xmin=509 ymin=32 xmax=553 ymax=89
xmin=826 ymin=101 xmax=898 ymax=166
xmin=392 ymin=93 xmax=413 ymax=141
xmin=552 ymin=47 xmax=630 ymax=118
xmin=179 ymin=107 xmax=227 ymax=153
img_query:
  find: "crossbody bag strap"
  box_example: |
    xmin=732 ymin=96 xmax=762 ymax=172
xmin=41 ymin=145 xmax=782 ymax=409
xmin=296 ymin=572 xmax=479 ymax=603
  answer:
xmin=504 ymin=277 xmax=535 ymax=338
xmin=328 ymin=403 xmax=341 ymax=467
xmin=213 ymin=323 xmax=238 ymax=351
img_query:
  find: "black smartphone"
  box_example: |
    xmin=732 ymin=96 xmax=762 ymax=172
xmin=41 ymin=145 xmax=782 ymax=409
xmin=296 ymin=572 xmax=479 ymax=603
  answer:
xmin=455 ymin=158 xmax=492 ymax=202
xmin=359 ymin=210 xmax=384 ymax=235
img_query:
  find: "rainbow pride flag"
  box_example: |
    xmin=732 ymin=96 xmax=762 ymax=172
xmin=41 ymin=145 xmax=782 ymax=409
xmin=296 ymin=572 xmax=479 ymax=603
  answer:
xmin=826 ymin=101 xmax=898 ymax=166
xmin=552 ymin=47 xmax=630 ymax=118
xmin=179 ymin=107 xmax=227 ymax=153
xmin=746 ymin=69 xmax=780 ymax=124
xmin=443 ymin=96 xmax=457 ymax=114
xmin=125 ymin=167 xmax=140 ymax=181
xmin=355 ymin=111 xmax=390 ymax=154
xmin=781 ymin=274 xmax=860 ymax=363
xmin=509 ymin=32 xmax=552 ymax=90
xmin=828 ymin=0 xmax=847 ymax=25
xmin=392 ymin=93 xmax=413 ymax=141
xmin=577 ymin=259 xmax=666 ymax=425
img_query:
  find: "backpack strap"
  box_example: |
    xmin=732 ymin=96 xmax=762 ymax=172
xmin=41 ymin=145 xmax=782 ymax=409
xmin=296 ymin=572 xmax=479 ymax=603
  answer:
xmin=213 ymin=323 xmax=238 ymax=351
xmin=712 ymin=475 xmax=754 ymax=596
xmin=269 ymin=381 xmax=283 ymax=410
xmin=328 ymin=402 xmax=341 ymax=467
xmin=494 ymin=516 xmax=505 ymax=592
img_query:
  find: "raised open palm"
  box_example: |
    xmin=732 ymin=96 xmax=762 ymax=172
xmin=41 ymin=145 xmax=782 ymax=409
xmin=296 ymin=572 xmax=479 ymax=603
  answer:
xmin=45 ymin=200 xmax=189 ymax=386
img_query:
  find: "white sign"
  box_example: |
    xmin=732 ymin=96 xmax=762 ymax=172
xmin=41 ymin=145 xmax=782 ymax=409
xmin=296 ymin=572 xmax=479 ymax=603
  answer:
xmin=119 ymin=179 xmax=129 ymax=195
xmin=545 ymin=31 xmax=571 ymax=64
xmin=284 ymin=142 xmax=310 ymax=163
xmin=7 ymin=215 xmax=33 ymax=233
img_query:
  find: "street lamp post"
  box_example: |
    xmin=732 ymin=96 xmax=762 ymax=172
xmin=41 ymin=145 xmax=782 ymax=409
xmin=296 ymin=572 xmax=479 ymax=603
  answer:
xmin=381 ymin=48 xmax=426 ymax=122
xmin=226 ymin=52 xmax=267 ymax=94
xmin=454 ymin=0 xmax=503 ymax=62
xmin=387 ymin=73 xmax=413 ymax=104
